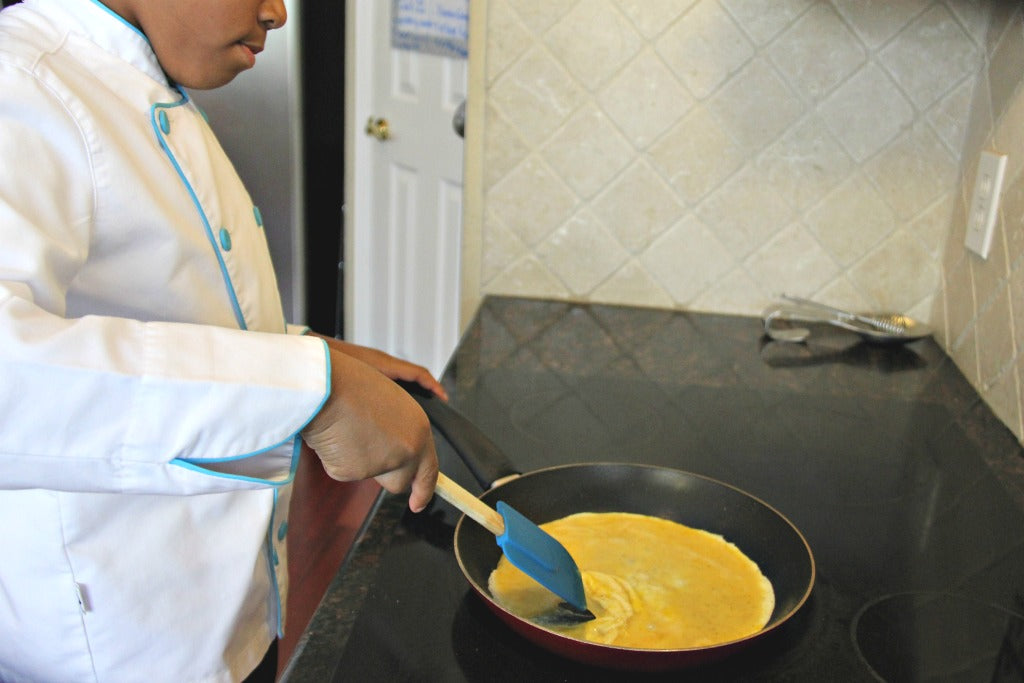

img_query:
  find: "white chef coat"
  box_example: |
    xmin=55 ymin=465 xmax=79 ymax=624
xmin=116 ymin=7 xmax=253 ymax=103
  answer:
xmin=0 ymin=1 xmax=330 ymax=681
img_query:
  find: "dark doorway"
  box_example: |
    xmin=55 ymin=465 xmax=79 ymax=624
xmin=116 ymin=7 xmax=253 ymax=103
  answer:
xmin=300 ymin=4 xmax=346 ymax=338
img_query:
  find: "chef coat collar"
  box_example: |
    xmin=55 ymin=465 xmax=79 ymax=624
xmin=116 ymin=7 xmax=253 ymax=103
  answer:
xmin=27 ymin=0 xmax=171 ymax=88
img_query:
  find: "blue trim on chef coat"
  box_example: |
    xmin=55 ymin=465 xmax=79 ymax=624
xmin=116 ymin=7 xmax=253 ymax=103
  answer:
xmin=267 ymin=486 xmax=286 ymax=636
xmin=89 ymin=0 xmax=148 ymax=41
xmin=150 ymin=92 xmax=248 ymax=330
xmin=169 ymin=434 xmax=303 ymax=486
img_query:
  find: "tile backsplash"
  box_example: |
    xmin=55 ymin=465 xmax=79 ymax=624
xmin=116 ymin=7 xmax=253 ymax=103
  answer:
xmin=464 ymin=0 xmax=1024 ymax=444
xmin=939 ymin=2 xmax=1024 ymax=442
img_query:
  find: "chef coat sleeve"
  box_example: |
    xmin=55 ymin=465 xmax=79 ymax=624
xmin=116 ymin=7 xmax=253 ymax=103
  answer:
xmin=0 ymin=63 xmax=330 ymax=496
xmin=0 ymin=292 xmax=331 ymax=497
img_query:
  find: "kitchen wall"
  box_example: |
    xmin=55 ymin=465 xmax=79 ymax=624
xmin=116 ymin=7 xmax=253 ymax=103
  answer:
xmin=462 ymin=0 xmax=1024 ymax=444
xmin=940 ymin=2 xmax=1024 ymax=442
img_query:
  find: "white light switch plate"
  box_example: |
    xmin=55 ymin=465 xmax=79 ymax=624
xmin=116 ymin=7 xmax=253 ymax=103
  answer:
xmin=965 ymin=150 xmax=1007 ymax=259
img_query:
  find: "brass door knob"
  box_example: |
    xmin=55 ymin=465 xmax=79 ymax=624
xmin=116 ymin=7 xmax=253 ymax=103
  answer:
xmin=365 ymin=116 xmax=391 ymax=141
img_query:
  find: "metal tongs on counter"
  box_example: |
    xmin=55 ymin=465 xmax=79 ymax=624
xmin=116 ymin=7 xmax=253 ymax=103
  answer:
xmin=763 ymin=294 xmax=932 ymax=345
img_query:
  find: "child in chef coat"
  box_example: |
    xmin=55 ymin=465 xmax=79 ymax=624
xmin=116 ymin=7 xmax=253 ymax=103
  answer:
xmin=0 ymin=1 xmax=442 ymax=681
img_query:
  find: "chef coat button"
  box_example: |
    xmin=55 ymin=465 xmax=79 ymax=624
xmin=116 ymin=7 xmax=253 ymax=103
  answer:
xmin=272 ymin=547 xmax=280 ymax=566
xmin=218 ymin=227 xmax=232 ymax=251
xmin=158 ymin=110 xmax=170 ymax=134
xmin=277 ymin=520 xmax=288 ymax=541
xmin=253 ymin=205 xmax=263 ymax=228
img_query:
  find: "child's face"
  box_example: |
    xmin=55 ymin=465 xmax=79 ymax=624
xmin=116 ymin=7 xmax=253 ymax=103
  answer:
xmin=105 ymin=0 xmax=287 ymax=89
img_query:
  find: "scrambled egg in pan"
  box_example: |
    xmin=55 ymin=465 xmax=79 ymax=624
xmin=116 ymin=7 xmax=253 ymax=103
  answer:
xmin=488 ymin=512 xmax=774 ymax=649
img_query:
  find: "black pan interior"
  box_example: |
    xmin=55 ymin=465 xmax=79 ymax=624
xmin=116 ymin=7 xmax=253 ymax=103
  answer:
xmin=455 ymin=463 xmax=814 ymax=627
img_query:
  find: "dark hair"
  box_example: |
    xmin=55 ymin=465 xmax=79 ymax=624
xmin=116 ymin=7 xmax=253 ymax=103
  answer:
xmin=1 ymin=0 xmax=22 ymax=7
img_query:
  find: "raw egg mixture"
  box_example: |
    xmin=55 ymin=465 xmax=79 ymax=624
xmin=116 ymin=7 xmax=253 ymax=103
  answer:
xmin=487 ymin=512 xmax=774 ymax=649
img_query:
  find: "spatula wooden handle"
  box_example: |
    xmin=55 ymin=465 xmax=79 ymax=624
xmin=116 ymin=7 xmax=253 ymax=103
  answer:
xmin=434 ymin=472 xmax=505 ymax=536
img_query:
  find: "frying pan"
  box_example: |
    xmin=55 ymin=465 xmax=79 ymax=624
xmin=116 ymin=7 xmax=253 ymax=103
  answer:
xmin=406 ymin=386 xmax=815 ymax=671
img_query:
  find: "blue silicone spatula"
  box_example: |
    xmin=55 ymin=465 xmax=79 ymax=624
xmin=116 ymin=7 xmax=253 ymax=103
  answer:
xmin=434 ymin=472 xmax=594 ymax=619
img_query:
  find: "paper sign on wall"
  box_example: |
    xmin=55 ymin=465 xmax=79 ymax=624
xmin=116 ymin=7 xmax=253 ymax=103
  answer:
xmin=392 ymin=0 xmax=469 ymax=59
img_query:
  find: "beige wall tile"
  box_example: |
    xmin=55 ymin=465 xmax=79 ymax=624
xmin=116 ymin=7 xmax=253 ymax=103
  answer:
xmin=928 ymin=77 xmax=974 ymax=158
xmin=987 ymin=6 xmax=1024 ymax=121
xmin=488 ymin=155 xmax=578 ymax=246
xmin=760 ymin=115 xmax=854 ymax=212
xmin=978 ymin=282 xmax=1015 ymax=381
xmin=706 ymin=56 xmax=803 ymax=151
xmin=541 ymin=103 xmax=634 ymax=199
xmin=504 ymin=0 xmax=569 ymax=35
xmin=489 ymin=46 xmax=586 ymax=145
xmin=591 ymin=259 xmax=675 ymax=307
xmin=985 ymin=357 xmax=1021 ymax=440
xmin=817 ymin=276 xmax=871 ymax=311
xmin=877 ymin=4 xmax=980 ymax=110
xmin=848 ymin=228 xmax=938 ymax=311
xmin=945 ymin=256 xmax=975 ymax=350
xmin=818 ymin=63 xmax=915 ymax=163
xmin=655 ymin=0 xmax=753 ymax=98
xmin=950 ymin=0 xmax=994 ymax=49
xmin=592 ymin=161 xmax=685 ymax=253
xmin=545 ymin=1 xmax=643 ymax=91
xmin=648 ymin=105 xmax=746 ymax=204
xmin=864 ymin=121 xmax=958 ymax=222
xmin=744 ymin=222 xmax=840 ymax=298
xmin=487 ymin=255 xmax=568 ymax=299
xmin=806 ymin=172 xmax=895 ymax=267
xmin=692 ymin=266 xmax=763 ymax=314
xmin=485 ymin=2 xmax=531 ymax=84
xmin=482 ymin=208 xmax=526 ymax=283
xmin=994 ymin=80 xmax=1024 ymax=180
xmin=597 ymin=49 xmax=694 ymax=149
xmin=697 ymin=162 xmax=796 ymax=258
xmin=830 ymin=0 xmax=930 ymax=49
xmin=536 ymin=210 xmax=630 ymax=295
xmin=482 ymin=105 xmax=529 ymax=189
xmin=617 ymin=0 xmax=698 ymax=40
xmin=910 ymin=195 xmax=956 ymax=262
xmin=1002 ymin=168 xmax=1024 ymax=273
xmin=961 ymin=70 xmax=995 ymax=175
xmin=720 ymin=0 xmax=814 ymax=46
xmin=1011 ymin=260 xmax=1024 ymax=357
xmin=766 ymin=3 xmax=865 ymax=101
xmin=640 ymin=214 xmax=734 ymax=303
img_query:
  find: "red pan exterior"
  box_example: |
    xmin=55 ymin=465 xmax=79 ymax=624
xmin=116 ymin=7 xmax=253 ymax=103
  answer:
xmin=451 ymin=463 xmax=815 ymax=671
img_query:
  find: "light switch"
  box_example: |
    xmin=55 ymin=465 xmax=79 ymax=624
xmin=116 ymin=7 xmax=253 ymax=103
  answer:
xmin=965 ymin=150 xmax=1007 ymax=259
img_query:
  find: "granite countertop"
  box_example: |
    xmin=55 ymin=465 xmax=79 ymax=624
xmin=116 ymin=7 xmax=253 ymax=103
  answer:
xmin=281 ymin=296 xmax=1024 ymax=682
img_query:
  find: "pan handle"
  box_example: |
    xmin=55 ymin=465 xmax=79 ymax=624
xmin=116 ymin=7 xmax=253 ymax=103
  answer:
xmin=399 ymin=381 xmax=520 ymax=489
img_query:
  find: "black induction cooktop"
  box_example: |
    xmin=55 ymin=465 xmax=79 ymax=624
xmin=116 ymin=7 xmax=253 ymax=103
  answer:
xmin=283 ymin=297 xmax=1024 ymax=683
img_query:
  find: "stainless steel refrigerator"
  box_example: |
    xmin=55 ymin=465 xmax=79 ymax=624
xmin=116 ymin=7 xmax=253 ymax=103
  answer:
xmin=193 ymin=1 xmax=345 ymax=336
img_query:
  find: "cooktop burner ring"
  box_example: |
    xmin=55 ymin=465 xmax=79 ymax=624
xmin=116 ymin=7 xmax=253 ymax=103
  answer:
xmin=851 ymin=591 xmax=1024 ymax=682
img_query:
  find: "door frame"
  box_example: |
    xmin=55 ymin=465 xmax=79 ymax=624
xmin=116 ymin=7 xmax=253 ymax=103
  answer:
xmin=460 ymin=0 xmax=486 ymax=329
xmin=342 ymin=0 xmax=377 ymax=345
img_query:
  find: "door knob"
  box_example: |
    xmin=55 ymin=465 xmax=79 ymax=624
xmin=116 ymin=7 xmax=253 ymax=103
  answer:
xmin=452 ymin=101 xmax=465 ymax=138
xmin=365 ymin=116 xmax=391 ymax=141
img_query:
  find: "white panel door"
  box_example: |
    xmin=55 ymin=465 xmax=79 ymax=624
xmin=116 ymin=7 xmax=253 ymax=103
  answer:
xmin=345 ymin=1 xmax=465 ymax=378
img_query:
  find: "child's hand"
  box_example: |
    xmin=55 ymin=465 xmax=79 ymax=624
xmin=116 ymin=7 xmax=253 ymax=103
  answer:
xmin=301 ymin=346 xmax=439 ymax=512
xmin=311 ymin=333 xmax=449 ymax=402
